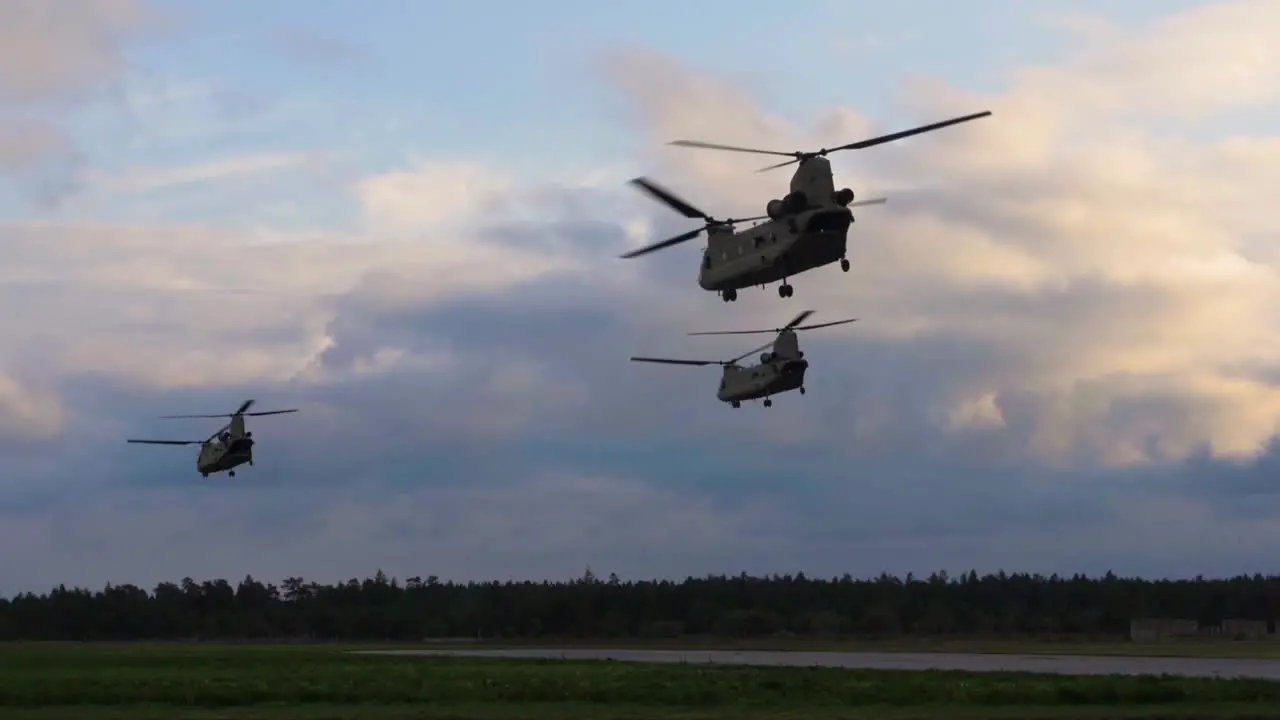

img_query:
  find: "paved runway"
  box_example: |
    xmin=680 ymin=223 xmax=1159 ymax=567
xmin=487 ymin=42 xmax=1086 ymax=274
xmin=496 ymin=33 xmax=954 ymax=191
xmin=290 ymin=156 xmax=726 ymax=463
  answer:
xmin=355 ymin=647 xmax=1280 ymax=680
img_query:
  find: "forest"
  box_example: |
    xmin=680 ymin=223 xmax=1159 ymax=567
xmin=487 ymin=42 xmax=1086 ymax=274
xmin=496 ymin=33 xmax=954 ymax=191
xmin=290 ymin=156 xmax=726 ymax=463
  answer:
xmin=3 ymin=569 xmax=1279 ymax=641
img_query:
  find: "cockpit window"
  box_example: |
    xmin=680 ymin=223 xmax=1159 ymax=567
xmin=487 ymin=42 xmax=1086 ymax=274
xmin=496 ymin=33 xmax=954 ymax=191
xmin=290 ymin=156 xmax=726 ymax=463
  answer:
xmin=702 ymin=253 xmax=711 ymax=270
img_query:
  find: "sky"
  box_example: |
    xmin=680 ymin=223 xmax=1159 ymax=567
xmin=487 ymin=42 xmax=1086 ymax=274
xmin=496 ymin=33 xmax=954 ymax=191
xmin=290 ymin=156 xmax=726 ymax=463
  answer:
xmin=1 ymin=0 xmax=1279 ymax=594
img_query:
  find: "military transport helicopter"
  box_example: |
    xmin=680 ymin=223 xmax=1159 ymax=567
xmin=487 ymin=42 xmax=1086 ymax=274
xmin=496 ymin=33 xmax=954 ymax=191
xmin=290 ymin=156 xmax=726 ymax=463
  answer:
xmin=630 ymin=310 xmax=856 ymax=408
xmin=126 ymin=399 xmax=298 ymax=478
xmin=621 ymin=110 xmax=992 ymax=302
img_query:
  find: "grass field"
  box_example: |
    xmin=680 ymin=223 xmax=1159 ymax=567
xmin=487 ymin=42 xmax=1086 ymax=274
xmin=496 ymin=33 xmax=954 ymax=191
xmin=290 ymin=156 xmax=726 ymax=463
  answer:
xmin=1 ymin=644 xmax=1280 ymax=719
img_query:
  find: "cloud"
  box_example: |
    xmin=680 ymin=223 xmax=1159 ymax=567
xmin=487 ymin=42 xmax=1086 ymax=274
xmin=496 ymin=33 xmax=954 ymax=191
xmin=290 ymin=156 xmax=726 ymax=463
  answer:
xmin=603 ymin=1 xmax=1280 ymax=468
xmin=82 ymin=152 xmax=323 ymax=194
xmin=5 ymin=1 xmax=1280 ymax=592
xmin=272 ymin=29 xmax=367 ymax=65
xmin=0 ymin=0 xmax=164 ymax=201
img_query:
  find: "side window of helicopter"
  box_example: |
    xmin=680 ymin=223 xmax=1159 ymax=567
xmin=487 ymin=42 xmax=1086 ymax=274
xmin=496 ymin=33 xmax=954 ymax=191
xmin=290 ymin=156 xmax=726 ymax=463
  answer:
xmin=753 ymin=235 xmax=764 ymax=248
xmin=721 ymin=250 xmax=728 ymax=262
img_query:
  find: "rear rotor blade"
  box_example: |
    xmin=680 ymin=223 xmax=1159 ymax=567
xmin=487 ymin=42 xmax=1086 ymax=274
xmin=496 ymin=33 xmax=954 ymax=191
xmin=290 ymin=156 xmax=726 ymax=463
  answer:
xmin=630 ymin=356 xmax=717 ymax=367
xmin=127 ymin=439 xmax=202 ymax=446
xmin=794 ymin=318 xmax=858 ymax=331
xmin=629 ymin=177 xmax=709 ymax=220
xmin=687 ymin=310 xmax=815 ymax=337
xmin=235 ymin=399 xmax=256 ymax=415
xmin=828 ymin=111 xmax=992 ymax=153
xmin=668 ymin=140 xmax=795 ymax=158
xmin=728 ymin=340 xmax=776 ymax=365
xmin=619 ymin=228 xmax=704 ymax=259
xmin=782 ymin=310 xmax=815 ymax=331
xmin=160 ymin=413 xmax=234 ymax=419
xmin=756 ymin=158 xmax=801 ymax=173
xmin=754 ymin=111 xmax=991 ymax=171
xmin=849 ymin=197 xmax=887 ymax=207
xmin=243 ymin=409 xmax=299 ymax=417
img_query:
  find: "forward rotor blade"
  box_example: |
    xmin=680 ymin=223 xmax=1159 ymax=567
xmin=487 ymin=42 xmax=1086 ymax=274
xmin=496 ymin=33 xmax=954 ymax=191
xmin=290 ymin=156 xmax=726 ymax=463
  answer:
xmin=160 ymin=414 xmax=234 ymax=419
xmin=630 ymin=356 xmax=717 ymax=367
xmin=668 ymin=140 xmax=795 ymax=158
xmin=687 ymin=310 xmax=815 ymax=337
xmin=206 ymin=424 xmax=230 ymax=443
xmin=127 ymin=439 xmax=202 ymax=446
xmin=794 ymin=318 xmax=858 ymax=331
xmin=829 ymin=111 xmax=992 ymax=153
xmin=619 ymin=228 xmax=704 ymax=259
xmin=848 ymin=197 xmax=887 ymax=207
xmin=243 ymin=409 xmax=299 ymax=417
xmin=728 ymin=340 xmax=776 ymax=365
xmin=629 ymin=177 xmax=709 ymax=220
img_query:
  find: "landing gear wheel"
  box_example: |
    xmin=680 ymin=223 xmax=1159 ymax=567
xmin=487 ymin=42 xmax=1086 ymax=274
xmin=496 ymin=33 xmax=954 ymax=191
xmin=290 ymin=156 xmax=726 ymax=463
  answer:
xmin=800 ymin=387 xmax=806 ymax=395
xmin=228 ymin=471 xmax=236 ymax=478
xmin=777 ymin=284 xmax=793 ymax=298
xmin=201 ymin=472 xmax=208 ymax=478
xmin=731 ymin=401 xmax=741 ymax=408
xmin=722 ymin=289 xmax=738 ymax=302
xmin=763 ymin=399 xmax=773 ymax=407
xmin=840 ymin=258 xmax=850 ymax=272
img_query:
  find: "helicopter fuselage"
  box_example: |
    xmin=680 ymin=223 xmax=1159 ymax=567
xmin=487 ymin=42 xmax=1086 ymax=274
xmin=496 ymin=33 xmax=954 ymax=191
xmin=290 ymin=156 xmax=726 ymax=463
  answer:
xmin=717 ymin=357 xmax=809 ymax=403
xmin=697 ymin=206 xmax=852 ymax=293
xmin=197 ymin=436 xmax=254 ymax=476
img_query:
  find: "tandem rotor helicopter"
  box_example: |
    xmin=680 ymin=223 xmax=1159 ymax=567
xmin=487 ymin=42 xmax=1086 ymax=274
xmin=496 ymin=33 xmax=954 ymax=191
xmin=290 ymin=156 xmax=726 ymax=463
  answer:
xmin=630 ymin=310 xmax=856 ymax=408
xmin=621 ymin=110 xmax=992 ymax=302
xmin=126 ymin=399 xmax=298 ymax=478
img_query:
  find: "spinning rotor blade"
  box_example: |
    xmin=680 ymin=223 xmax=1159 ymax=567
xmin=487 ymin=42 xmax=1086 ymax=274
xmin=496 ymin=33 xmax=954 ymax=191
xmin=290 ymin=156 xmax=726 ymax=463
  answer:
xmin=727 ymin=340 xmax=776 ymax=365
xmin=670 ymin=111 xmax=992 ymax=173
xmin=629 ymin=177 xmax=710 ymax=220
xmin=127 ymin=439 xmax=203 ymax=446
xmin=630 ymin=356 xmax=719 ymax=367
xmin=849 ymin=197 xmax=887 ymax=207
xmin=687 ymin=310 xmax=816 ymax=337
xmin=619 ymin=228 xmax=706 ymax=259
xmin=160 ymin=398 xmax=255 ymax=419
xmin=667 ymin=140 xmax=796 ymax=158
xmin=160 ymin=401 xmax=298 ymax=419
xmin=825 ymin=111 xmax=993 ymax=153
xmin=793 ymin=318 xmax=858 ymax=332
xmin=619 ymin=214 xmax=770 ymax=259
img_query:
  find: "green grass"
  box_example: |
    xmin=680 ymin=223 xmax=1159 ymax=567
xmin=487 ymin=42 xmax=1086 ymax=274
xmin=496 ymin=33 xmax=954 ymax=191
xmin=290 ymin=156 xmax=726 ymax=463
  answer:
xmin=0 ymin=643 xmax=1278 ymax=719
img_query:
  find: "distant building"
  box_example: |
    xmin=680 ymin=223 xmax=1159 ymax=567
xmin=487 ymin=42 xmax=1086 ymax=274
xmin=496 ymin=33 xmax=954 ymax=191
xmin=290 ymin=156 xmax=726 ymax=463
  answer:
xmin=1129 ymin=618 xmax=1198 ymax=642
xmin=1221 ymin=618 xmax=1268 ymax=640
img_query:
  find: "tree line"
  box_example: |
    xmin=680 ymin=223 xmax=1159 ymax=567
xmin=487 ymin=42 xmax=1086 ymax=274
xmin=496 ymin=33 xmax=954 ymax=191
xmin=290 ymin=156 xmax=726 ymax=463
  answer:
xmin=3 ymin=569 xmax=1279 ymax=641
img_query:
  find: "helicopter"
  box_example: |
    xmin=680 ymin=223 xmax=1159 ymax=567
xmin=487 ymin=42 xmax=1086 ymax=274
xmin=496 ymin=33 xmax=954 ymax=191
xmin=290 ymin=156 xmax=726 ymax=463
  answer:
xmin=621 ymin=110 xmax=992 ymax=301
xmin=126 ymin=399 xmax=298 ymax=478
xmin=630 ymin=310 xmax=856 ymax=408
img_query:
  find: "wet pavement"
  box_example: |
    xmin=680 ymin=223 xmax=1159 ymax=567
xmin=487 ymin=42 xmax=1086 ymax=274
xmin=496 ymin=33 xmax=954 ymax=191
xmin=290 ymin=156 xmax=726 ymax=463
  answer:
xmin=354 ymin=647 xmax=1280 ymax=679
